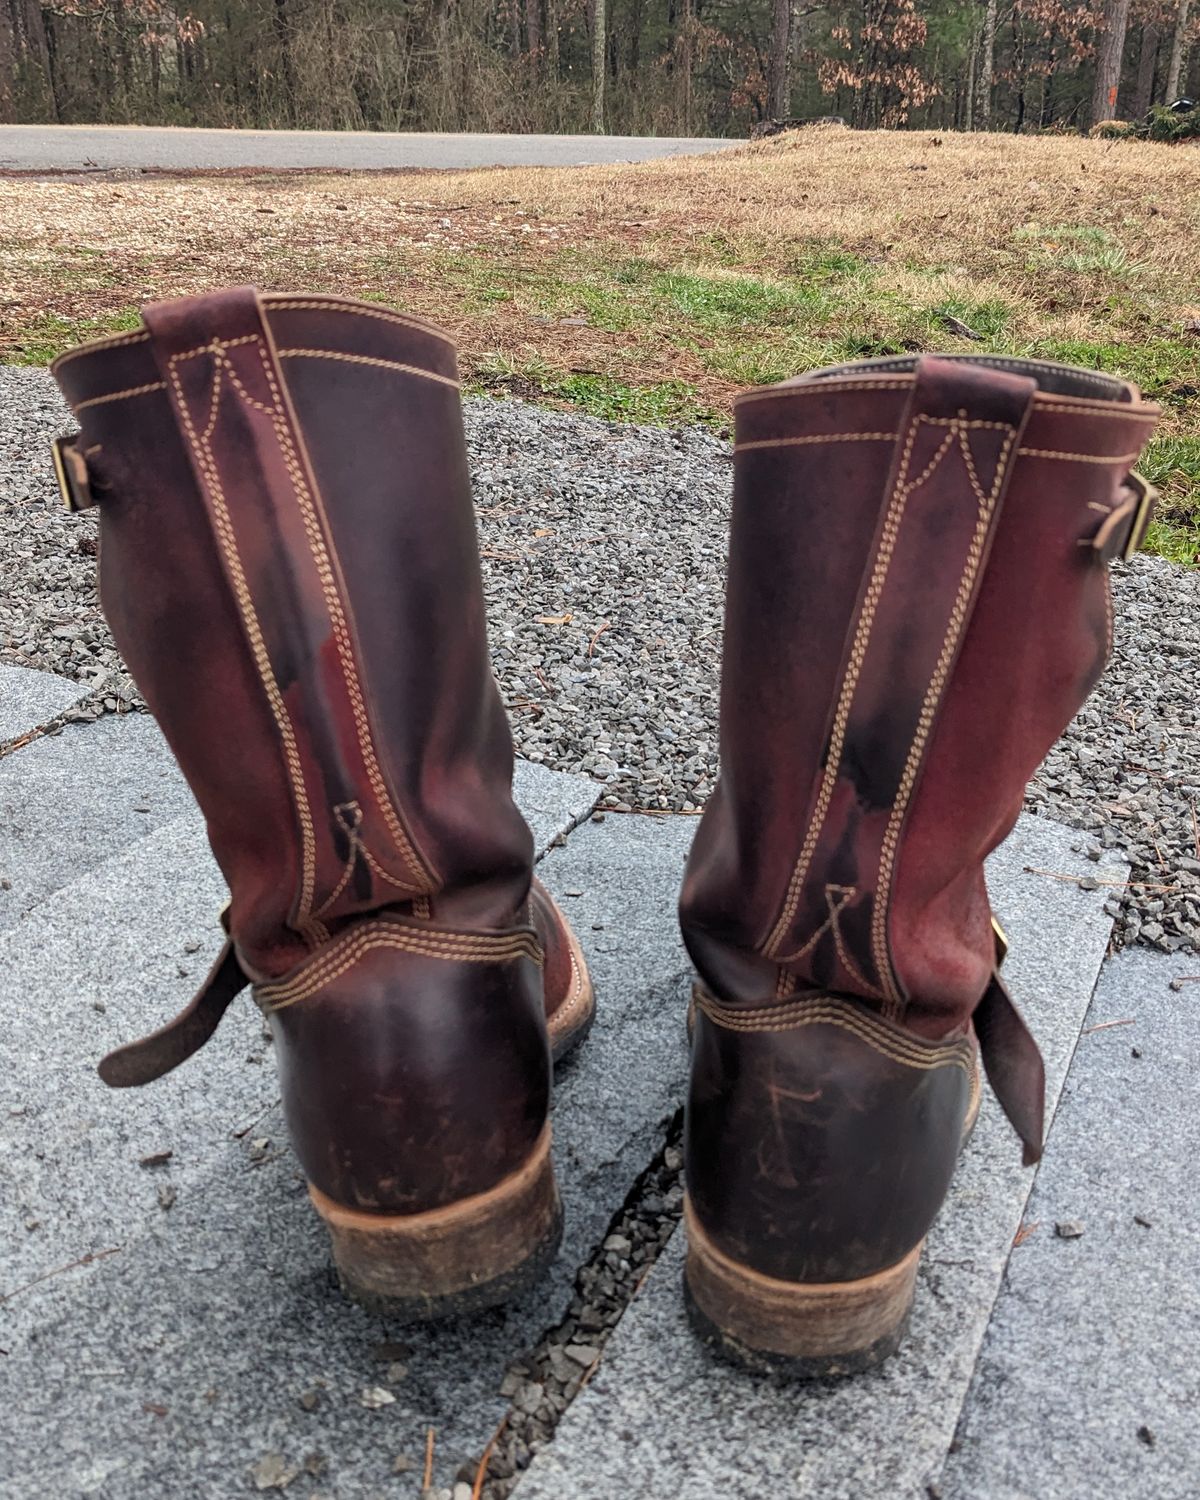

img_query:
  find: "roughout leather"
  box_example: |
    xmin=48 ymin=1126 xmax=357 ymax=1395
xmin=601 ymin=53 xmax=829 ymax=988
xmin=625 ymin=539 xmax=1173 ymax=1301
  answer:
xmin=52 ymin=288 xmax=586 ymax=1217
xmin=680 ymin=353 xmax=1158 ymax=1286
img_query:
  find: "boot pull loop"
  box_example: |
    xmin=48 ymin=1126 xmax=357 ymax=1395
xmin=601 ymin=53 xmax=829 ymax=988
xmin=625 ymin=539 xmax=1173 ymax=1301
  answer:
xmin=97 ymin=941 xmax=249 ymax=1088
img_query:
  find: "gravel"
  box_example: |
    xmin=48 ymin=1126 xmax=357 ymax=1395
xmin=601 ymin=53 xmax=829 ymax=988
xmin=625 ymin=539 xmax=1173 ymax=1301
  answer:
xmin=1 ymin=363 xmax=1196 ymax=954
xmin=481 ymin=1113 xmax=685 ymax=1498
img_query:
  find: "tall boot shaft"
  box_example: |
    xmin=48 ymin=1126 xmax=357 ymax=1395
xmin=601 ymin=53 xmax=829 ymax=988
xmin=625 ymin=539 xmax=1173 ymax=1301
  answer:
xmin=680 ymin=354 xmax=1158 ymax=1042
xmin=51 ymin=292 xmax=594 ymax=1313
xmin=679 ymin=354 xmax=1158 ymax=1373
xmin=52 ymin=290 xmax=533 ymax=976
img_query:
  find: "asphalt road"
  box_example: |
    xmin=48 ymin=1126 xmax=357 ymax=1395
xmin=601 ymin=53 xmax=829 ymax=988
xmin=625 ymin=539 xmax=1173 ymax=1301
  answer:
xmin=0 ymin=124 xmax=737 ymax=172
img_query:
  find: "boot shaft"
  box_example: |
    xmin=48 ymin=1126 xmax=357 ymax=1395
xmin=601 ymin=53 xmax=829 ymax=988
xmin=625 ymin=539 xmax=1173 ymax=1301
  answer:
xmin=52 ymin=290 xmax=532 ymax=975
xmin=680 ymin=354 xmax=1158 ymax=1035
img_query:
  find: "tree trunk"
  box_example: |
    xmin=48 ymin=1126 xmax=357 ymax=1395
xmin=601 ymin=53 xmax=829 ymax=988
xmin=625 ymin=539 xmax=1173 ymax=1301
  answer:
xmin=1165 ymin=0 xmax=1192 ymax=99
xmin=0 ymin=0 xmax=16 ymax=123
xmin=1131 ymin=22 xmax=1159 ymax=115
xmin=590 ymin=0 xmax=605 ymax=131
xmin=525 ymin=0 xmax=541 ymax=63
xmin=1090 ymin=0 xmax=1132 ymax=124
xmin=978 ymin=0 xmax=997 ymax=128
xmin=768 ymin=0 xmax=791 ymax=119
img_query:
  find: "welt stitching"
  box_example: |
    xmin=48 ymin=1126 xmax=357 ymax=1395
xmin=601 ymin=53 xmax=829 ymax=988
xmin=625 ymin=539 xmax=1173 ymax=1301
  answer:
xmin=73 ymin=380 xmax=166 ymax=412
xmin=251 ymin=338 xmax=432 ymax=894
xmin=764 ymin=407 xmax=928 ymax=959
xmin=277 ymin=349 xmax=460 ymax=389
xmin=167 ymin=342 xmax=321 ymax=943
xmin=871 ymin=417 xmax=1017 ymax=1012
xmin=266 ymin=298 xmax=455 ymax=344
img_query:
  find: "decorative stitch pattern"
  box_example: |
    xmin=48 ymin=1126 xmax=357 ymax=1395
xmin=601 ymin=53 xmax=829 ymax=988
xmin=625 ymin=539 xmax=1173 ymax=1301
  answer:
xmin=763 ymin=407 xmax=938 ymax=961
xmin=870 ymin=415 xmax=1017 ymax=1012
xmin=166 ymin=340 xmax=323 ymax=945
xmin=248 ymin=336 xmax=438 ymax=893
xmin=695 ymin=990 xmax=974 ymax=1075
xmin=258 ymin=922 xmax=543 ymax=1010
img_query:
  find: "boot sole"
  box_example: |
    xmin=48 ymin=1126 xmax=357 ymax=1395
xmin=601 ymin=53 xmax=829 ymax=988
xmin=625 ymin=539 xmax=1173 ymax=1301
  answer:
xmin=546 ymin=915 xmax=596 ymax=1065
xmin=310 ymin=1122 xmax=561 ymax=1321
xmin=683 ymin=1059 xmax=983 ymax=1378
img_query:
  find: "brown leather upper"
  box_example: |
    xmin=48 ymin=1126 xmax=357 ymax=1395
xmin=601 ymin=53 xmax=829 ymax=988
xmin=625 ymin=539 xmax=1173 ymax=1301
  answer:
xmin=52 ymin=289 xmax=584 ymax=1215
xmin=680 ymin=353 xmax=1157 ymax=1282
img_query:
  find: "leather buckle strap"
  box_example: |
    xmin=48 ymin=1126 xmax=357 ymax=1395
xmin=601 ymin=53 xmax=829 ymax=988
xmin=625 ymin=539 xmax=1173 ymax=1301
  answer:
xmin=1091 ymin=469 xmax=1158 ymax=563
xmin=52 ymin=435 xmax=97 ymax=512
xmin=97 ymin=940 xmax=250 ymax=1088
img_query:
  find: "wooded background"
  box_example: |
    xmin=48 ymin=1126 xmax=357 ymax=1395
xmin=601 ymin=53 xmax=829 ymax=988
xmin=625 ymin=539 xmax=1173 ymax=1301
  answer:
xmin=0 ymin=0 xmax=1195 ymax=138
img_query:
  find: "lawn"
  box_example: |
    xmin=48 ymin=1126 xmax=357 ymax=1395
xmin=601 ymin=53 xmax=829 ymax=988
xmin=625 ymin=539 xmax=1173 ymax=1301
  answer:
xmin=2 ymin=127 xmax=1197 ymax=562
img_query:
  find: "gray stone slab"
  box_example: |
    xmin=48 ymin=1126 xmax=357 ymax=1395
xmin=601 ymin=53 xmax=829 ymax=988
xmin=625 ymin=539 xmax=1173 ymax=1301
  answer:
xmin=512 ymin=757 xmax=599 ymax=856
xmin=0 ymin=713 xmax=192 ymax=931
xmin=938 ymin=947 xmax=1200 ymax=1500
xmin=515 ymin=813 xmax=1126 ymax=1500
xmin=0 ymin=661 xmax=89 ymax=743
xmin=0 ymin=809 xmax=693 ymax=1496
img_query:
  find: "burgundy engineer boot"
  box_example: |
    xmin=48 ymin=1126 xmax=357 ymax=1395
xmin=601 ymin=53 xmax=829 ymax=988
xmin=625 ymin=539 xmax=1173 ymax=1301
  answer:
xmin=678 ymin=353 xmax=1158 ymax=1375
xmin=51 ymin=288 xmax=593 ymax=1318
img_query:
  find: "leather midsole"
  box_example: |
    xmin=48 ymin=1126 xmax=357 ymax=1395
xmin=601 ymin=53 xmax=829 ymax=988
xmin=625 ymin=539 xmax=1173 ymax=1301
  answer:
xmin=683 ymin=1196 xmax=922 ymax=1359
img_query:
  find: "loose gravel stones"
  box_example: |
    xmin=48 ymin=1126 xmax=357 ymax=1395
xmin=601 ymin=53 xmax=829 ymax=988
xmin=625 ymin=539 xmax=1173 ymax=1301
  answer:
xmin=1 ymin=365 xmax=1196 ymax=954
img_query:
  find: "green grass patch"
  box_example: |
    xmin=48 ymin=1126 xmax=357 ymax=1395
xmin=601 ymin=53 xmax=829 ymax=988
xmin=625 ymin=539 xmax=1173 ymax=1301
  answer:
xmin=3 ymin=308 xmax=142 ymax=365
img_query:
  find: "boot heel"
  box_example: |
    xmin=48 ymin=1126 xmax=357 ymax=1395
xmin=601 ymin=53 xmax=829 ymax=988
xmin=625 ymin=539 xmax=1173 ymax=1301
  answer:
xmin=310 ymin=1125 xmax=561 ymax=1321
xmin=682 ymin=1197 xmax=920 ymax=1378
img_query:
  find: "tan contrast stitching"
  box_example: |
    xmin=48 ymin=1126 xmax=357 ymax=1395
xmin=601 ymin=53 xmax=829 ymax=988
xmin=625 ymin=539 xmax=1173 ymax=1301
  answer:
xmin=764 ymin=406 xmax=930 ymax=960
xmin=1031 ymin=399 xmax=1157 ymax=420
xmin=695 ymin=991 xmax=973 ymax=1074
xmin=265 ymin=297 xmax=455 ymax=345
xmin=871 ymin=416 xmax=1017 ymax=1012
xmin=734 ymin=431 xmax=897 ymax=452
xmin=167 ymin=341 xmax=322 ymax=944
xmin=1017 ymin=447 xmax=1143 ymax=465
xmin=277 ymin=349 xmax=460 ymax=389
xmin=72 ymin=380 xmax=166 ymax=413
xmin=250 ymin=336 xmax=435 ymax=892
xmin=51 ymin=329 xmax=151 ymax=370
xmin=258 ymin=923 xmax=543 ymax=1010
xmin=734 ymin=378 xmax=911 ymax=406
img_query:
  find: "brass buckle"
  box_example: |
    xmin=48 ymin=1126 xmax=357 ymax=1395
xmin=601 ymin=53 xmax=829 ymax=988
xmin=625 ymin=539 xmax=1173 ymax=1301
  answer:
xmin=51 ymin=435 xmax=94 ymax=513
xmin=1120 ymin=470 xmax=1157 ymax=562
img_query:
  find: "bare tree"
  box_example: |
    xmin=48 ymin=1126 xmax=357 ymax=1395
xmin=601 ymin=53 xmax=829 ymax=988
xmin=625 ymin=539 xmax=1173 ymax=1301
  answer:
xmin=1091 ymin=0 xmax=1133 ymax=123
xmin=1131 ymin=19 xmax=1159 ymax=116
xmin=1165 ymin=0 xmax=1192 ymax=97
xmin=591 ymin=0 xmax=605 ymax=130
xmin=977 ymin=0 xmax=998 ymax=128
xmin=0 ymin=0 xmax=16 ymax=122
xmin=768 ymin=0 xmax=791 ymax=119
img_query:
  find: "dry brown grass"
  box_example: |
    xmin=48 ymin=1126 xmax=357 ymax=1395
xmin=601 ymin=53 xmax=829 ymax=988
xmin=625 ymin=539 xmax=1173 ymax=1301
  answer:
xmin=2 ymin=127 xmax=1197 ymax=555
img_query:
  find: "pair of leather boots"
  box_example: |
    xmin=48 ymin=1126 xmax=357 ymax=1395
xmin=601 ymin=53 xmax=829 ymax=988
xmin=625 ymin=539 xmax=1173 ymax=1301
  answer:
xmin=50 ymin=288 xmax=1158 ymax=1377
